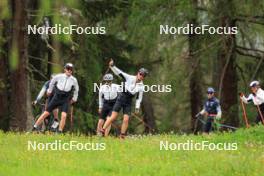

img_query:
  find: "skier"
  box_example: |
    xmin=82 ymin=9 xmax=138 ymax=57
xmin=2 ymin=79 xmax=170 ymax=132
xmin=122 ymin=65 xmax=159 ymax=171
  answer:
xmin=239 ymin=80 xmax=264 ymax=124
xmin=101 ymin=59 xmax=148 ymax=138
xmin=97 ymin=73 xmax=120 ymax=136
xmin=33 ymin=63 xmax=79 ymax=133
xmin=196 ymin=87 xmax=222 ymax=133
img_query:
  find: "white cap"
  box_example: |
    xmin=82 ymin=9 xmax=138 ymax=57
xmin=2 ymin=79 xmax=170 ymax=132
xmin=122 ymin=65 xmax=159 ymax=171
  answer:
xmin=64 ymin=63 xmax=74 ymax=69
xmin=249 ymin=80 xmax=259 ymax=87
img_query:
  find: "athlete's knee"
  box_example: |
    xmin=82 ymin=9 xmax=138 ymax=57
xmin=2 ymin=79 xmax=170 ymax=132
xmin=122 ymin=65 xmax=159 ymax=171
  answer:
xmin=123 ymin=115 xmax=129 ymax=124
xmin=110 ymin=111 xmax=118 ymax=120
xmin=43 ymin=111 xmax=51 ymax=117
xmin=61 ymin=112 xmax=67 ymax=119
xmin=53 ymin=109 xmax=59 ymax=119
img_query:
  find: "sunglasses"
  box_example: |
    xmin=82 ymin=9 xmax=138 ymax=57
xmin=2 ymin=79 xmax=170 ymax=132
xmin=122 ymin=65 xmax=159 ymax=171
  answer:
xmin=139 ymin=73 xmax=146 ymax=77
xmin=207 ymin=92 xmax=214 ymax=94
xmin=65 ymin=67 xmax=73 ymax=71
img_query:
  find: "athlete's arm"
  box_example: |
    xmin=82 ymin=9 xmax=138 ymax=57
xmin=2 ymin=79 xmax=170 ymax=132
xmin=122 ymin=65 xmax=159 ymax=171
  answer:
xmin=72 ymin=78 xmax=79 ymax=102
xmin=35 ymin=85 xmax=47 ymax=102
xmin=216 ymin=101 xmax=222 ymax=119
xmin=99 ymin=86 xmax=104 ymax=109
xmin=109 ymin=60 xmax=131 ymax=81
xmin=135 ymin=91 xmax=143 ymax=110
xmin=110 ymin=65 xmax=132 ymax=81
xmin=47 ymin=74 xmax=60 ymax=94
xmin=241 ymin=94 xmax=253 ymax=104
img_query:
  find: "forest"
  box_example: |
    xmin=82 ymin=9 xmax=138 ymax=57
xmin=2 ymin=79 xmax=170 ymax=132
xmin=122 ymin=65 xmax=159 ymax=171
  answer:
xmin=0 ymin=0 xmax=264 ymax=135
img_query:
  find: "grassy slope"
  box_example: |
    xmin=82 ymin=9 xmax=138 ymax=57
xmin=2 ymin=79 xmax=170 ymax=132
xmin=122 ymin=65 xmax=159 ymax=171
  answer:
xmin=0 ymin=126 xmax=264 ymax=176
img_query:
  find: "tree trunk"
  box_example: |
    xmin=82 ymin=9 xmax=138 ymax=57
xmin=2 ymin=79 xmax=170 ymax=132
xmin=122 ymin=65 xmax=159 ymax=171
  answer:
xmin=0 ymin=20 xmax=11 ymax=131
xmin=9 ymin=0 xmax=34 ymax=131
xmin=141 ymin=95 xmax=156 ymax=133
xmin=215 ymin=1 xmax=239 ymax=127
xmin=188 ymin=0 xmax=203 ymax=133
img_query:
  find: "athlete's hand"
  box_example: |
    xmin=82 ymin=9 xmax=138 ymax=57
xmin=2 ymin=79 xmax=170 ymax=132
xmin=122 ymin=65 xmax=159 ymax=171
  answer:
xmin=98 ymin=108 xmax=102 ymax=115
xmin=195 ymin=113 xmax=201 ymax=118
xmin=239 ymin=92 xmax=244 ymax=97
xmin=109 ymin=59 xmax=114 ymax=67
xmin=135 ymin=108 xmax=140 ymax=114
xmin=32 ymin=101 xmax=37 ymax=106
xmin=47 ymin=92 xmax=52 ymax=97
xmin=70 ymin=99 xmax=76 ymax=105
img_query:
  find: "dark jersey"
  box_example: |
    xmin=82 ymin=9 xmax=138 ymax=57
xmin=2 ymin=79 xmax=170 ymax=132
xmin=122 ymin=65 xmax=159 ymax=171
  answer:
xmin=204 ymin=97 xmax=221 ymax=115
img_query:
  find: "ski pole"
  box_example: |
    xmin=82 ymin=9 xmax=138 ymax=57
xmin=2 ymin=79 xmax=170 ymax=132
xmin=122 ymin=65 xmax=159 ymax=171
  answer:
xmin=193 ymin=113 xmax=203 ymax=134
xmin=239 ymin=97 xmax=250 ymax=128
xmin=256 ymin=104 xmax=264 ymax=125
xmin=131 ymin=113 xmax=154 ymax=133
xmin=214 ymin=122 xmax=238 ymax=130
xmin=70 ymin=106 xmax=74 ymax=132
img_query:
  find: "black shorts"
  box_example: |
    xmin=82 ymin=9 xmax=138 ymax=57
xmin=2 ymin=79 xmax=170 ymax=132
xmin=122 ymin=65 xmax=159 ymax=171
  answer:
xmin=112 ymin=92 xmax=133 ymax=116
xmin=100 ymin=99 xmax=116 ymax=120
xmin=256 ymin=103 xmax=264 ymax=124
xmin=47 ymin=94 xmax=54 ymax=104
xmin=46 ymin=90 xmax=71 ymax=113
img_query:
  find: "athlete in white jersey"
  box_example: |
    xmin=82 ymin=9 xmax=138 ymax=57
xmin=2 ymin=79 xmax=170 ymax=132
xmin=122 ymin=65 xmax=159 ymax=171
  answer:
xmin=101 ymin=59 xmax=148 ymax=138
xmin=240 ymin=80 xmax=264 ymax=124
xmin=97 ymin=73 xmax=120 ymax=136
xmin=33 ymin=63 xmax=79 ymax=133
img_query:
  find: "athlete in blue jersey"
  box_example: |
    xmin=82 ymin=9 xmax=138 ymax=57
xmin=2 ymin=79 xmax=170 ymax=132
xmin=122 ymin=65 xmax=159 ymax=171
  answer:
xmin=196 ymin=87 xmax=222 ymax=133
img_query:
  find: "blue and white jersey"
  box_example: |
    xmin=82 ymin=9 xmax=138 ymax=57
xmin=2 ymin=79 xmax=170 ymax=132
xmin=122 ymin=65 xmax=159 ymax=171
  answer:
xmin=203 ymin=97 xmax=221 ymax=115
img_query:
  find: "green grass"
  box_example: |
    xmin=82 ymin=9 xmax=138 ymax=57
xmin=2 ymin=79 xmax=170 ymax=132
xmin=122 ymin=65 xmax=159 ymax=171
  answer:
xmin=0 ymin=126 xmax=264 ymax=176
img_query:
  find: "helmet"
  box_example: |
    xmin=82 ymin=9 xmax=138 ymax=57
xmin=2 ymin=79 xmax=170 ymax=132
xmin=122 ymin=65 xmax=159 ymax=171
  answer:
xmin=103 ymin=73 xmax=113 ymax=81
xmin=64 ymin=63 xmax=74 ymax=70
xmin=207 ymin=87 xmax=215 ymax=93
xmin=249 ymin=80 xmax=259 ymax=87
xmin=138 ymin=68 xmax=149 ymax=77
